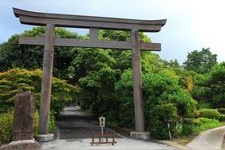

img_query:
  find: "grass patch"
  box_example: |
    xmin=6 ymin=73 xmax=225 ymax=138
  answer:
xmin=169 ymin=118 xmax=224 ymax=146
xmin=192 ymin=117 xmax=222 ymax=133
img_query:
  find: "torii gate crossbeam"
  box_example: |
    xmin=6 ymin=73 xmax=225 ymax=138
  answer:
xmin=13 ymin=8 xmax=166 ymax=141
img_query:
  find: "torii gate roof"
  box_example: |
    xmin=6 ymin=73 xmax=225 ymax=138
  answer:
xmin=13 ymin=8 xmax=166 ymax=32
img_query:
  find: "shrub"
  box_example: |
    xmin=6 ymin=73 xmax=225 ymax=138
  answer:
xmin=34 ymin=111 xmax=56 ymax=136
xmin=34 ymin=111 xmax=39 ymax=136
xmin=182 ymin=117 xmax=222 ymax=136
xmin=0 ymin=111 xmax=56 ymax=144
xmin=199 ymin=109 xmax=220 ymax=119
xmin=115 ymin=70 xmax=197 ymax=139
xmin=218 ymin=108 xmax=225 ymax=114
xmin=0 ymin=111 xmax=13 ymax=143
xmin=148 ymin=103 xmax=180 ymax=140
xmin=0 ymin=68 xmax=79 ymax=115
xmin=182 ymin=124 xmax=193 ymax=136
xmin=219 ymin=114 xmax=225 ymax=122
xmin=193 ymin=110 xmax=200 ymax=118
xmin=182 ymin=118 xmax=194 ymax=135
xmin=192 ymin=117 xmax=221 ymax=133
xmin=182 ymin=118 xmax=194 ymax=136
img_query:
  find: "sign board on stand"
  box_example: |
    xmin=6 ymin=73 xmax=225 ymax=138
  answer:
xmin=99 ymin=116 xmax=105 ymax=135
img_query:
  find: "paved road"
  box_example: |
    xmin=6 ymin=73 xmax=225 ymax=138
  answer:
xmin=41 ymin=106 xmax=176 ymax=150
xmin=187 ymin=125 xmax=225 ymax=149
xmin=41 ymin=138 xmax=175 ymax=150
xmin=56 ymin=106 xmax=100 ymax=139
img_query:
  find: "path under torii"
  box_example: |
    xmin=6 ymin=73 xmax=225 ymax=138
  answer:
xmin=13 ymin=8 xmax=166 ymax=140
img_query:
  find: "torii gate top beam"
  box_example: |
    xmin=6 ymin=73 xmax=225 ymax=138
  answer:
xmin=13 ymin=8 xmax=166 ymax=51
xmin=13 ymin=8 xmax=166 ymax=32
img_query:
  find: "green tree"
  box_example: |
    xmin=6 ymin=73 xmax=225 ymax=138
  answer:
xmin=190 ymin=72 xmax=211 ymax=108
xmin=163 ymin=59 xmax=180 ymax=68
xmin=69 ymin=48 xmax=119 ymax=117
xmin=205 ymin=63 xmax=225 ymax=108
xmin=115 ymin=70 xmax=197 ymax=139
xmin=66 ymin=30 xmax=157 ymax=123
xmin=0 ymin=34 xmax=43 ymax=71
xmin=190 ymin=62 xmax=225 ymax=109
xmin=183 ymin=48 xmax=217 ymax=74
xmin=0 ymin=68 xmax=78 ymax=114
xmin=0 ymin=27 xmax=82 ymax=80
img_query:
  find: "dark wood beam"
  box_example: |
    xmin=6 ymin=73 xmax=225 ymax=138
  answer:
xmin=19 ymin=37 xmax=161 ymax=51
xmin=13 ymin=8 xmax=166 ymax=32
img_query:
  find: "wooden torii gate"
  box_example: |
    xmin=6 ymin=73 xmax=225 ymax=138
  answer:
xmin=13 ymin=8 xmax=166 ymax=141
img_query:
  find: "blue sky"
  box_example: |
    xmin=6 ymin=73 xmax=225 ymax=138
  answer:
xmin=1 ymin=0 xmax=225 ymax=64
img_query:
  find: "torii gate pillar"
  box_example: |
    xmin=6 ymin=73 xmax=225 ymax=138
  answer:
xmin=38 ymin=24 xmax=55 ymax=141
xmin=13 ymin=8 xmax=166 ymax=141
xmin=132 ymin=29 xmax=144 ymax=131
xmin=130 ymin=29 xmax=148 ymax=139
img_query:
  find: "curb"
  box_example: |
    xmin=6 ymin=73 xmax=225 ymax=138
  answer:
xmin=160 ymin=140 xmax=189 ymax=149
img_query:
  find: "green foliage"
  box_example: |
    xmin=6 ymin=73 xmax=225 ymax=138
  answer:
xmin=66 ymin=30 xmax=160 ymax=128
xmin=182 ymin=118 xmax=194 ymax=135
xmin=0 ymin=68 xmax=72 ymax=143
xmin=193 ymin=110 xmax=200 ymax=118
xmin=218 ymin=108 xmax=225 ymax=114
xmin=163 ymin=59 xmax=181 ymax=69
xmin=189 ymin=62 xmax=225 ymax=109
xmin=142 ymin=73 xmax=196 ymax=118
xmin=182 ymin=117 xmax=222 ymax=135
xmin=0 ymin=111 xmax=13 ymax=143
xmin=115 ymin=70 xmax=197 ymax=139
xmin=199 ymin=109 xmax=220 ymax=119
xmin=192 ymin=117 xmax=221 ymax=133
xmin=34 ymin=112 xmax=39 ymax=136
xmin=70 ymin=48 xmax=119 ymax=118
xmin=34 ymin=111 xmax=56 ymax=136
xmin=219 ymin=114 xmax=225 ymax=122
xmin=0 ymin=111 xmax=55 ymax=144
xmin=148 ymin=103 xmax=180 ymax=139
xmin=4 ymin=26 xmax=225 ymax=140
xmin=0 ymin=68 xmax=78 ymax=114
xmin=0 ymin=34 xmax=43 ymax=71
xmin=114 ymin=70 xmax=134 ymax=128
xmin=205 ymin=63 xmax=225 ymax=108
xmin=0 ymin=27 xmax=82 ymax=80
xmin=183 ymin=48 xmax=217 ymax=74
xmin=99 ymin=30 xmax=131 ymax=41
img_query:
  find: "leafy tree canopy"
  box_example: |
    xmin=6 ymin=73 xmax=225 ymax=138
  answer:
xmin=205 ymin=62 xmax=225 ymax=108
xmin=0 ymin=68 xmax=78 ymax=114
xmin=0 ymin=27 xmax=82 ymax=79
xmin=183 ymin=48 xmax=217 ymax=74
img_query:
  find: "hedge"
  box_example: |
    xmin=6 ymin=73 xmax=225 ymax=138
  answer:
xmin=0 ymin=111 xmax=13 ymax=143
xmin=199 ymin=109 xmax=220 ymax=120
xmin=148 ymin=103 xmax=180 ymax=140
xmin=0 ymin=111 xmax=55 ymax=144
xmin=218 ymin=108 xmax=225 ymax=114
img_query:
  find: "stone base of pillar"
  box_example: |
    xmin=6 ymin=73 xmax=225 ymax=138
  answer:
xmin=36 ymin=134 xmax=54 ymax=142
xmin=0 ymin=139 xmax=40 ymax=150
xmin=130 ymin=131 xmax=150 ymax=140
